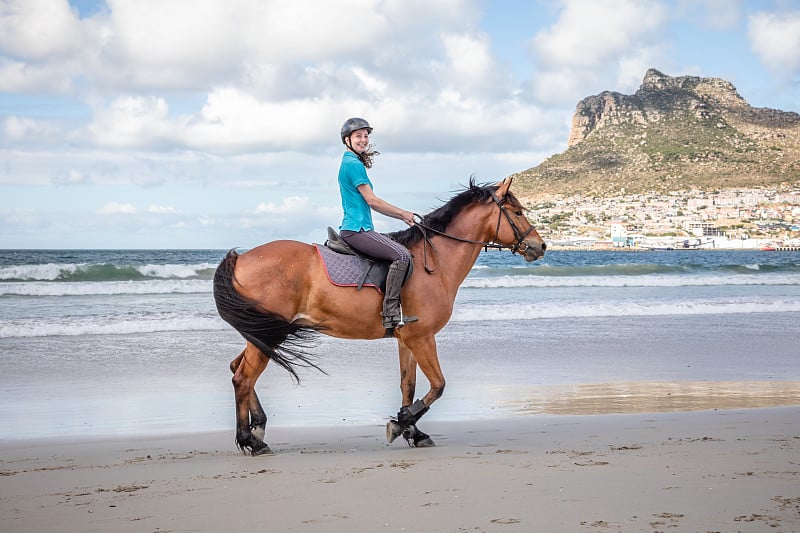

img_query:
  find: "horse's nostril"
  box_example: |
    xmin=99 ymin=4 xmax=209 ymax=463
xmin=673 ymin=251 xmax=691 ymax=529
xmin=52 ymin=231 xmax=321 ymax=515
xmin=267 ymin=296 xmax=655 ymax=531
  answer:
xmin=541 ymin=242 xmax=547 ymax=251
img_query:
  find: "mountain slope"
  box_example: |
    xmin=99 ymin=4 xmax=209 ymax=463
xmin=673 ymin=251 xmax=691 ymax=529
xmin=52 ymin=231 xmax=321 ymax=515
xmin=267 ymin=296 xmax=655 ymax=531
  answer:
xmin=511 ymin=69 xmax=800 ymax=199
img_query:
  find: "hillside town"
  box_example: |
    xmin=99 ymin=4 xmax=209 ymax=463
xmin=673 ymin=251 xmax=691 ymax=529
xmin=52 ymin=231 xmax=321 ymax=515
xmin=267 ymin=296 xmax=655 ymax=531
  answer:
xmin=523 ymin=186 xmax=800 ymax=250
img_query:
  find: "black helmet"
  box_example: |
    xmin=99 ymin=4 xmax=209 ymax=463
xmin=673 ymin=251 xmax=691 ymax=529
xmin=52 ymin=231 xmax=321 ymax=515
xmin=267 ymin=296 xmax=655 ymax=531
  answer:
xmin=340 ymin=117 xmax=372 ymax=143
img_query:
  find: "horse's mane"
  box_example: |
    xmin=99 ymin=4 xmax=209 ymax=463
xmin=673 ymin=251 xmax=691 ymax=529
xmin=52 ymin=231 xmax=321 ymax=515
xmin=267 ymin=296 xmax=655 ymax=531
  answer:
xmin=388 ymin=177 xmax=499 ymax=248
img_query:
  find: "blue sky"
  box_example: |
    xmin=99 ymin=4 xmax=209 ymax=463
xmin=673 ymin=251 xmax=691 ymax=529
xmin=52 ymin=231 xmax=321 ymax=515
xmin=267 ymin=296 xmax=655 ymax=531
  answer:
xmin=1 ymin=0 xmax=799 ymax=249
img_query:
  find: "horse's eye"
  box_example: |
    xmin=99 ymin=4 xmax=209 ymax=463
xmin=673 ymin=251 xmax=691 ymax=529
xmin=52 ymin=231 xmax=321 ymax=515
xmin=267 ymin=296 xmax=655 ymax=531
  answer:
xmin=515 ymin=210 xmax=523 ymax=216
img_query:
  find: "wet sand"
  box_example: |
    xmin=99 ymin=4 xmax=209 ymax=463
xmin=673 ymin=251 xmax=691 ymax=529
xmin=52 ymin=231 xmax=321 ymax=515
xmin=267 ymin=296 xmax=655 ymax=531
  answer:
xmin=2 ymin=406 xmax=798 ymax=532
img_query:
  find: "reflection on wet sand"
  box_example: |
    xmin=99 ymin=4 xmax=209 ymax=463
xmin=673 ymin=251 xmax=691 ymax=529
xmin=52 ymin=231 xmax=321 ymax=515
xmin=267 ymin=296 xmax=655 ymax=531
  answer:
xmin=497 ymin=381 xmax=800 ymax=416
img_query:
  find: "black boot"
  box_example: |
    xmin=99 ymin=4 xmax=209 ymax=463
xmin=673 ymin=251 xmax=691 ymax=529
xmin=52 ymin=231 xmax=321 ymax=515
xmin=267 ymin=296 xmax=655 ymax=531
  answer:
xmin=382 ymin=261 xmax=418 ymax=329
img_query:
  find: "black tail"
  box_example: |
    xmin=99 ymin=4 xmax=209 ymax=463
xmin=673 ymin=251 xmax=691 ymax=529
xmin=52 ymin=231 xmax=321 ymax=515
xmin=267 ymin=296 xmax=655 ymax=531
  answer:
xmin=213 ymin=249 xmax=323 ymax=382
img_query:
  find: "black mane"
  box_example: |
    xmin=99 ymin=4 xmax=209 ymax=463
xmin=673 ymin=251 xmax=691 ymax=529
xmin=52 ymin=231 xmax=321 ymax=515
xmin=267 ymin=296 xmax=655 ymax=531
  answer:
xmin=388 ymin=177 xmax=499 ymax=248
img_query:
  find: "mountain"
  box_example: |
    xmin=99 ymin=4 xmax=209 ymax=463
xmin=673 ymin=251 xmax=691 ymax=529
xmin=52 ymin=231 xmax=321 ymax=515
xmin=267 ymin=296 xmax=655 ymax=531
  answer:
xmin=510 ymin=69 xmax=800 ymax=199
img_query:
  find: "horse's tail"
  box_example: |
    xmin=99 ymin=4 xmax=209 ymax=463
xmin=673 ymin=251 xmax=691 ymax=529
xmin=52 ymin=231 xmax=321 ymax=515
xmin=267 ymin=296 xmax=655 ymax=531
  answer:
xmin=213 ymin=249 xmax=323 ymax=382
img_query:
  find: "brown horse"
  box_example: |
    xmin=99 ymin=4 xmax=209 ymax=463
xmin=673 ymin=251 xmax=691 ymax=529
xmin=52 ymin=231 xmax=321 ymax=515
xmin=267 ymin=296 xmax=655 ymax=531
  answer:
xmin=213 ymin=177 xmax=546 ymax=455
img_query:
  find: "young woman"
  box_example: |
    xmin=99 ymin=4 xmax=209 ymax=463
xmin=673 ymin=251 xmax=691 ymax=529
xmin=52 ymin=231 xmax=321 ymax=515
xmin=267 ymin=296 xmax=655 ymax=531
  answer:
xmin=337 ymin=117 xmax=417 ymax=329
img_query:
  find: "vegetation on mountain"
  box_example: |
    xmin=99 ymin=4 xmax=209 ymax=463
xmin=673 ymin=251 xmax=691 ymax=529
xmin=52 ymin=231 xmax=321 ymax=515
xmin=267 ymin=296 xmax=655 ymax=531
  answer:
xmin=511 ymin=69 xmax=800 ymax=200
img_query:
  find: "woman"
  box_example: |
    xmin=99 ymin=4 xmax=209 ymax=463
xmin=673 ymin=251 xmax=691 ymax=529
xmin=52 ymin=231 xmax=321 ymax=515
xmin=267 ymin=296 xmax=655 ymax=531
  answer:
xmin=337 ymin=117 xmax=417 ymax=329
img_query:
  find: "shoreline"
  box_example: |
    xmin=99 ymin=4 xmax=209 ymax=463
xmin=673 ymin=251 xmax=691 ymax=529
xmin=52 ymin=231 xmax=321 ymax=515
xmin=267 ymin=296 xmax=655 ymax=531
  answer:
xmin=3 ymin=378 xmax=799 ymax=443
xmin=2 ymin=407 xmax=798 ymax=532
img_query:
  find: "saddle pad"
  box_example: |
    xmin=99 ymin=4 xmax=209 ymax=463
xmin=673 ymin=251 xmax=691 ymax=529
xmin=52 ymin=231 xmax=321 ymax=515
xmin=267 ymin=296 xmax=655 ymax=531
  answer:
xmin=314 ymin=244 xmax=382 ymax=293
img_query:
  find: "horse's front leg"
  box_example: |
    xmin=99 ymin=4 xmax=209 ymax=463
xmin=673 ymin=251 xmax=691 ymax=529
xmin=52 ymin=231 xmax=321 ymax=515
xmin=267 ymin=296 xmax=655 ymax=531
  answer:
xmin=387 ymin=336 xmax=441 ymax=447
xmin=231 ymin=344 xmax=272 ymax=455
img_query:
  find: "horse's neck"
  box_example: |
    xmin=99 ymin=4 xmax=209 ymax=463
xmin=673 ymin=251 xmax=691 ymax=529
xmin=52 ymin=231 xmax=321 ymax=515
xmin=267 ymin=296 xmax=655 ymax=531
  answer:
xmin=413 ymin=215 xmax=488 ymax=291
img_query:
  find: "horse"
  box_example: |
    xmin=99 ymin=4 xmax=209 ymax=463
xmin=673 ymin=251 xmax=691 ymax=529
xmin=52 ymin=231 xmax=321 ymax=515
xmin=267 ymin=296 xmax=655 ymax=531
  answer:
xmin=213 ymin=177 xmax=546 ymax=455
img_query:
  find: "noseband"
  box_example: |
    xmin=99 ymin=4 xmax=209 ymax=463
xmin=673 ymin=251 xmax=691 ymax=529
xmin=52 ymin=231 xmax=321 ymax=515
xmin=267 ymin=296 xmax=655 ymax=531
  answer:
xmin=412 ymin=189 xmax=536 ymax=273
xmin=488 ymin=190 xmax=536 ymax=255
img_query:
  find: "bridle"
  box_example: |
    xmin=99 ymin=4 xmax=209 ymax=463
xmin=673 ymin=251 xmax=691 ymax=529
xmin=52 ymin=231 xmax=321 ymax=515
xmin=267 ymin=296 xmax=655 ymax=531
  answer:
xmin=412 ymin=187 xmax=537 ymax=273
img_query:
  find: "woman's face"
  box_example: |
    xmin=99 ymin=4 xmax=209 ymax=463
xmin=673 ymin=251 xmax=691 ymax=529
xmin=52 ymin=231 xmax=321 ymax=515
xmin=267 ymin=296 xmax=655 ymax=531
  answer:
xmin=347 ymin=128 xmax=370 ymax=154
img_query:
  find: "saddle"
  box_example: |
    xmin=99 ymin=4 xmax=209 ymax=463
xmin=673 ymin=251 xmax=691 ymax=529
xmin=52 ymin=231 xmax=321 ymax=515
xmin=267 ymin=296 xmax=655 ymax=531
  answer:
xmin=316 ymin=228 xmax=413 ymax=293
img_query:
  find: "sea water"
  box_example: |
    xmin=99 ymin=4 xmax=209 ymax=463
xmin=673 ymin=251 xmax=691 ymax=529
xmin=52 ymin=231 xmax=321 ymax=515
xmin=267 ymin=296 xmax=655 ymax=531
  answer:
xmin=1 ymin=248 xmax=799 ymax=440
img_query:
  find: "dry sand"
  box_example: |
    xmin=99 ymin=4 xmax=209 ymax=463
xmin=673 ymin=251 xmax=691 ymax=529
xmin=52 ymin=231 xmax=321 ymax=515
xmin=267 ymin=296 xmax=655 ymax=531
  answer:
xmin=2 ymin=407 xmax=798 ymax=532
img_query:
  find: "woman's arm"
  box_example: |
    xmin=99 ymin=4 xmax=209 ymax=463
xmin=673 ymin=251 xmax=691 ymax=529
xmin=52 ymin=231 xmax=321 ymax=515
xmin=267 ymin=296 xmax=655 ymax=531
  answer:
xmin=357 ymin=184 xmax=415 ymax=226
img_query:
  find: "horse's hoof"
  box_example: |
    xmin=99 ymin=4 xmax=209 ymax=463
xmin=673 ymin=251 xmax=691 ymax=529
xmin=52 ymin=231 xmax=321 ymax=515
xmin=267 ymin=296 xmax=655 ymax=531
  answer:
xmin=401 ymin=425 xmax=436 ymax=448
xmin=251 ymin=443 xmax=274 ymax=456
xmin=414 ymin=436 xmax=436 ymax=447
xmin=386 ymin=420 xmax=403 ymax=443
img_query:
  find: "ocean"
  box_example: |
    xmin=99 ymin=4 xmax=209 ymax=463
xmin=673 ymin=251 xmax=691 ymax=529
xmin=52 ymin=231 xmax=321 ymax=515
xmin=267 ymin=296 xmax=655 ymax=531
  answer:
xmin=2 ymin=248 xmax=799 ymax=441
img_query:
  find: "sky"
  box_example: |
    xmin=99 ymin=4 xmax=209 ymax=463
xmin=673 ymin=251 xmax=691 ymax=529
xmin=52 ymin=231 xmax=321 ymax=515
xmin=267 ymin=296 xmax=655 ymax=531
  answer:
xmin=1 ymin=0 xmax=799 ymax=249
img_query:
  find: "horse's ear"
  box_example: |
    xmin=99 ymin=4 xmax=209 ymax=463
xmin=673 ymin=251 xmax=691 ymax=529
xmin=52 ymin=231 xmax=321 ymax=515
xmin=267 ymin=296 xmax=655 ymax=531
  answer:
xmin=495 ymin=177 xmax=513 ymax=197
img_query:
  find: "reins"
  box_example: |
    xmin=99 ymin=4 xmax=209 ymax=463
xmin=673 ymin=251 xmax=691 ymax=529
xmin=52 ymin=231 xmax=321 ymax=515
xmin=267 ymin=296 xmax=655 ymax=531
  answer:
xmin=412 ymin=188 xmax=535 ymax=274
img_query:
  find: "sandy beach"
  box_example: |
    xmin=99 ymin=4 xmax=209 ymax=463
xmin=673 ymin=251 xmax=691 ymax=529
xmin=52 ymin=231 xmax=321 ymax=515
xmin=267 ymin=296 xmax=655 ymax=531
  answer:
xmin=2 ymin=407 xmax=798 ymax=532
xmin=3 ymin=249 xmax=799 ymax=531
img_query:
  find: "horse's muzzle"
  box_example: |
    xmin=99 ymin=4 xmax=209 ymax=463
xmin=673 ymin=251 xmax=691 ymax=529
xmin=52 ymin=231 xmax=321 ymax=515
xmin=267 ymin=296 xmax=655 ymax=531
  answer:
xmin=520 ymin=240 xmax=546 ymax=262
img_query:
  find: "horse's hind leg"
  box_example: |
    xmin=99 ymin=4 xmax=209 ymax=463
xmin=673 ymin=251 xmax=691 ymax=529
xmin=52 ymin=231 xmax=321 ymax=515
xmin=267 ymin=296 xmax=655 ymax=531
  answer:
xmin=231 ymin=343 xmax=271 ymax=455
xmin=230 ymin=350 xmax=267 ymax=442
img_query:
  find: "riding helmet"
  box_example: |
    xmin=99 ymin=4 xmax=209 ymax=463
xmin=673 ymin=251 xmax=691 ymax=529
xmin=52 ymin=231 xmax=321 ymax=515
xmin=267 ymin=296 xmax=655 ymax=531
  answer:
xmin=340 ymin=117 xmax=372 ymax=144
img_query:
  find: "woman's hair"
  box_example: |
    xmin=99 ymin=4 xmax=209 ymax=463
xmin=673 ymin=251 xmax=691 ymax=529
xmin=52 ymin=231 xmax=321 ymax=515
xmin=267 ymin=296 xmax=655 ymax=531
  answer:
xmin=356 ymin=144 xmax=380 ymax=168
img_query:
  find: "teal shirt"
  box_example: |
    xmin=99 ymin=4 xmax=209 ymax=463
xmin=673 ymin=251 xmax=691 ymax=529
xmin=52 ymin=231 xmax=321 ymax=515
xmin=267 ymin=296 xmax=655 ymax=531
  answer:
xmin=338 ymin=151 xmax=375 ymax=231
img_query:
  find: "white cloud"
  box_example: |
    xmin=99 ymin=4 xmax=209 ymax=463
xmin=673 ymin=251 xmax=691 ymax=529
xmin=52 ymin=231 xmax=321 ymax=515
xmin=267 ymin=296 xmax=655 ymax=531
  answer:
xmin=2 ymin=0 xmax=542 ymax=155
xmin=0 ymin=57 xmax=75 ymax=93
xmin=148 ymin=204 xmax=177 ymax=214
xmin=86 ymin=95 xmax=172 ymax=148
xmin=0 ymin=0 xmax=84 ymax=60
xmin=530 ymin=0 xmax=669 ymax=105
xmin=3 ymin=116 xmax=60 ymax=143
xmin=53 ymin=169 xmax=89 ymax=185
xmin=254 ymin=196 xmax=312 ymax=215
xmin=98 ymin=201 xmax=136 ymax=215
xmin=748 ymin=11 xmax=800 ymax=76
xmin=441 ymin=32 xmax=494 ymax=86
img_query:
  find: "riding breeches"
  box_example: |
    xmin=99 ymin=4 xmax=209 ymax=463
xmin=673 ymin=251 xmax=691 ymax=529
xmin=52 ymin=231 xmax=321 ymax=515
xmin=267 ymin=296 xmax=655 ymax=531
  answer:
xmin=339 ymin=230 xmax=412 ymax=264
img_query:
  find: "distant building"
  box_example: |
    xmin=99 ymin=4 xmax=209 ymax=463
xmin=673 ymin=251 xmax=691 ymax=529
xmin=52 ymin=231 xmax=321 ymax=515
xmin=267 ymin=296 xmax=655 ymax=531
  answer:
xmin=685 ymin=220 xmax=725 ymax=237
xmin=609 ymin=223 xmax=644 ymax=247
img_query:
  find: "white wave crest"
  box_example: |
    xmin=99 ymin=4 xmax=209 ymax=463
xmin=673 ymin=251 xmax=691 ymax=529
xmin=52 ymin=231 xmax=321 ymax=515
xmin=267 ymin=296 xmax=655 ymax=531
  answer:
xmin=0 ymin=262 xmax=215 ymax=281
xmin=0 ymin=263 xmax=79 ymax=281
xmin=136 ymin=263 xmax=216 ymax=278
xmin=0 ymin=314 xmax=228 ymax=338
xmin=0 ymin=280 xmax=211 ymax=296
xmin=461 ymin=273 xmax=800 ymax=288
xmin=451 ymin=298 xmax=800 ymax=321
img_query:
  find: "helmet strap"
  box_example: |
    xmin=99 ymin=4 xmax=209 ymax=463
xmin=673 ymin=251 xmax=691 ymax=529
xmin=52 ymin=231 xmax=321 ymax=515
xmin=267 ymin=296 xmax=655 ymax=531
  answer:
xmin=343 ymin=134 xmax=378 ymax=169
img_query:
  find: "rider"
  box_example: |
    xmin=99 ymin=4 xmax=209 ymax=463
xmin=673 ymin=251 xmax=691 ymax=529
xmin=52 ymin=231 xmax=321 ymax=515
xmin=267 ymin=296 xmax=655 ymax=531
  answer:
xmin=337 ymin=117 xmax=418 ymax=329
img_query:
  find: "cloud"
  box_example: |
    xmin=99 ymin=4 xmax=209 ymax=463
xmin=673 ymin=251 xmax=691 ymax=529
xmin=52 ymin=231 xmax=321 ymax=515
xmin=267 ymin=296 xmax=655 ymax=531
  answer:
xmin=3 ymin=116 xmax=60 ymax=143
xmin=1 ymin=0 xmax=551 ymax=156
xmin=254 ymin=196 xmax=313 ymax=215
xmin=0 ymin=0 xmax=85 ymax=60
xmin=747 ymin=11 xmax=800 ymax=76
xmin=86 ymin=95 xmax=172 ymax=148
xmin=98 ymin=201 xmax=136 ymax=215
xmin=244 ymin=195 xmax=340 ymax=237
xmin=148 ymin=204 xmax=177 ymax=214
xmin=53 ymin=169 xmax=89 ymax=185
xmin=530 ymin=0 xmax=669 ymax=105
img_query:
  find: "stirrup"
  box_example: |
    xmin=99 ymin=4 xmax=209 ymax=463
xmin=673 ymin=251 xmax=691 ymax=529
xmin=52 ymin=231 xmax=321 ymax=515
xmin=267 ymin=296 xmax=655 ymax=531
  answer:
xmin=382 ymin=303 xmax=418 ymax=329
xmin=382 ymin=314 xmax=418 ymax=329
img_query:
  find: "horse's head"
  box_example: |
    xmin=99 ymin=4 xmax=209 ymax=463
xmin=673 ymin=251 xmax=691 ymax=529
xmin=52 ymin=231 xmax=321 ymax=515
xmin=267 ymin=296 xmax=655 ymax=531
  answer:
xmin=490 ymin=178 xmax=546 ymax=262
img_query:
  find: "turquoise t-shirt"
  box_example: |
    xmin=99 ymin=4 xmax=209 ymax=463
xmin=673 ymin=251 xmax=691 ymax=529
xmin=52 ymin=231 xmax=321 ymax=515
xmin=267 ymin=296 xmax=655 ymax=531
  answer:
xmin=338 ymin=150 xmax=375 ymax=231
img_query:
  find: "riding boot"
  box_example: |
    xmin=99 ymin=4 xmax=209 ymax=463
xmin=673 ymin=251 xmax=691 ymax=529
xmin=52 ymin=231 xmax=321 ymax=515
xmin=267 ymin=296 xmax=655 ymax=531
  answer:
xmin=382 ymin=261 xmax=418 ymax=329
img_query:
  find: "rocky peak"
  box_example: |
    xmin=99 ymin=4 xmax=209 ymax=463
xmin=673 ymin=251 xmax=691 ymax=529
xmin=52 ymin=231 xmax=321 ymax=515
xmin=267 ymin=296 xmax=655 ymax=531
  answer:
xmin=638 ymin=68 xmax=747 ymax=108
xmin=513 ymin=68 xmax=800 ymax=198
xmin=567 ymin=69 xmax=763 ymax=148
